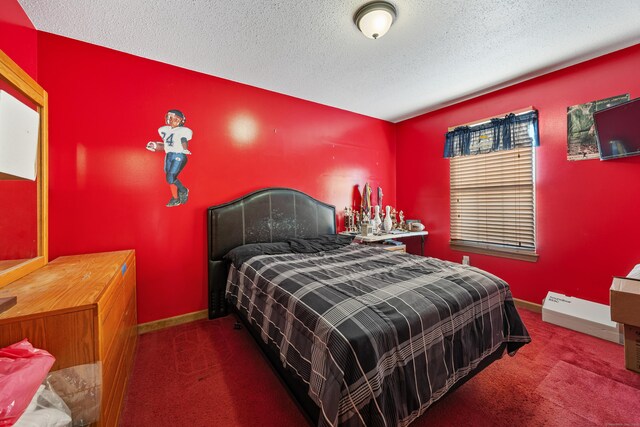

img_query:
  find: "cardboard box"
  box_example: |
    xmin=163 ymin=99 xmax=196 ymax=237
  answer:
xmin=610 ymin=276 xmax=640 ymax=327
xmin=542 ymin=292 xmax=622 ymax=344
xmin=623 ymin=324 xmax=640 ymax=373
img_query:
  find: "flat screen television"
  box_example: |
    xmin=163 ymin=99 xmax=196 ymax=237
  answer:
xmin=594 ymin=97 xmax=640 ymax=160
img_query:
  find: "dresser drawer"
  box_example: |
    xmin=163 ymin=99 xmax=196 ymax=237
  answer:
xmin=103 ymin=344 xmax=128 ymax=427
xmin=100 ymin=258 xmax=135 ymax=358
xmin=103 ymin=295 xmax=137 ymax=427
xmin=0 ymin=309 xmax=96 ymax=371
xmin=101 ymin=273 xmax=136 ymax=407
xmin=100 ymin=282 xmax=125 ymax=359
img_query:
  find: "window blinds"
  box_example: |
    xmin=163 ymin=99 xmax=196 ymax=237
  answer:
xmin=450 ymin=146 xmax=535 ymax=250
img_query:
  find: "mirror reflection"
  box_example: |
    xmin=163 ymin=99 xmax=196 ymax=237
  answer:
xmin=0 ymin=72 xmax=40 ymax=275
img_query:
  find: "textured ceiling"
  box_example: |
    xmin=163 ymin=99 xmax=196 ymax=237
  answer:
xmin=18 ymin=0 xmax=640 ymax=122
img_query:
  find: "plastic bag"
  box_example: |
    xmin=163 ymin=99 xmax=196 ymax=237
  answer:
xmin=13 ymin=382 xmax=71 ymax=427
xmin=0 ymin=339 xmax=56 ymax=426
xmin=47 ymin=364 xmax=101 ymax=427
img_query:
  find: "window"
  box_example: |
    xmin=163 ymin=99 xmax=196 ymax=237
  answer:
xmin=445 ymin=110 xmax=538 ymax=261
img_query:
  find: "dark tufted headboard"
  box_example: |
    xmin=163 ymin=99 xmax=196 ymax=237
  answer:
xmin=207 ymin=188 xmax=336 ymax=318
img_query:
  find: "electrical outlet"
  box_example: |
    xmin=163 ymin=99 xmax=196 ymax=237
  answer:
xmin=462 ymin=255 xmax=470 ymax=266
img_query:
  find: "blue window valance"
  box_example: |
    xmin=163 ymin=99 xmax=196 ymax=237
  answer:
xmin=444 ymin=110 xmax=539 ymax=158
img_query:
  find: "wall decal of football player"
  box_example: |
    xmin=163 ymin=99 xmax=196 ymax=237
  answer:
xmin=146 ymin=110 xmax=192 ymax=207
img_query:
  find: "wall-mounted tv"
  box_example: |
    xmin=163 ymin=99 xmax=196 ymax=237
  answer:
xmin=594 ymin=97 xmax=640 ymax=160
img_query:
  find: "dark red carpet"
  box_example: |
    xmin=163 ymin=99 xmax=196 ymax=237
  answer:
xmin=119 ymin=309 xmax=640 ymax=426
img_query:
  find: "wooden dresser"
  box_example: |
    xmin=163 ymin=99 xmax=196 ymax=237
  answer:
xmin=0 ymin=250 xmax=137 ymax=427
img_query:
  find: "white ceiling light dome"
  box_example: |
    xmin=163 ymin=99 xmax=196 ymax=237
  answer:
xmin=354 ymin=1 xmax=397 ymax=40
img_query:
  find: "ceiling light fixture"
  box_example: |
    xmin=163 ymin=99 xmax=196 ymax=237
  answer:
xmin=354 ymin=1 xmax=397 ymax=40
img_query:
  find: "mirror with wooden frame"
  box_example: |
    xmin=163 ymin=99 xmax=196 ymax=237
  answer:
xmin=0 ymin=49 xmax=48 ymax=287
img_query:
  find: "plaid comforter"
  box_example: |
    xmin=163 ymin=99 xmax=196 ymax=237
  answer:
xmin=226 ymin=244 xmax=530 ymax=427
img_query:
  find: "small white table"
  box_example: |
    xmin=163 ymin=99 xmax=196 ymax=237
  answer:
xmin=347 ymin=231 xmax=429 ymax=255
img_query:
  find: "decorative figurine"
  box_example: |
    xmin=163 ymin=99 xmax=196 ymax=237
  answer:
xmin=383 ymin=205 xmax=393 ymax=232
xmin=373 ymin=205 xmax=382 ymax=233
xmin=390 ymin=207 xmax=397 ymax=230
xmin=362 ymin=182 xmax=372 ymax=217
xmin=399 ymin=210 xmax=405 ymax=230
xmin=344 ymin=207 xmax=354 ymax=232
xmin=377 ymin=186 xmax=383 ymax=209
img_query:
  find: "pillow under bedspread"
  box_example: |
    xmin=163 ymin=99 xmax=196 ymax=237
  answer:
xmin=223 ymin=234 xmax=354 ymax=268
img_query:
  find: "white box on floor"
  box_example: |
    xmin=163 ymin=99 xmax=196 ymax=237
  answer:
xmin=542 ymin=291 xmax=623 ymax=344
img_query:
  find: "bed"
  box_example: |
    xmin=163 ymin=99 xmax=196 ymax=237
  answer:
xmin=207 ymin=187 xmax=531 ymax=427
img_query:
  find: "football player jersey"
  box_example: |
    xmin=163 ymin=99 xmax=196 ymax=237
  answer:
xmin=158 ymin=126 xmax=193 ymax=153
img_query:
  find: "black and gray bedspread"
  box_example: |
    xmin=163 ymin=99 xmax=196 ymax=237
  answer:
xmin=226 ymin=243 xmax=530 ymax=427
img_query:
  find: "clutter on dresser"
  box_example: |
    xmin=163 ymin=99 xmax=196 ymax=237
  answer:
xmin=344 ymin=182 xmax=425 ymax=236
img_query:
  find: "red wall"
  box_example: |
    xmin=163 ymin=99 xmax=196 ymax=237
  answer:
xmin=37 ymin=33 xmax=396 ymax=323
xmin=0 ymin=0 xmax=37 ymax=78
xmin=7 ymin=0 xmax=640 ymax=318
xmin=0 ymin=0 xmax=38 ymax=260
xmin=397 ymin=44 xmax=640 ymax=306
